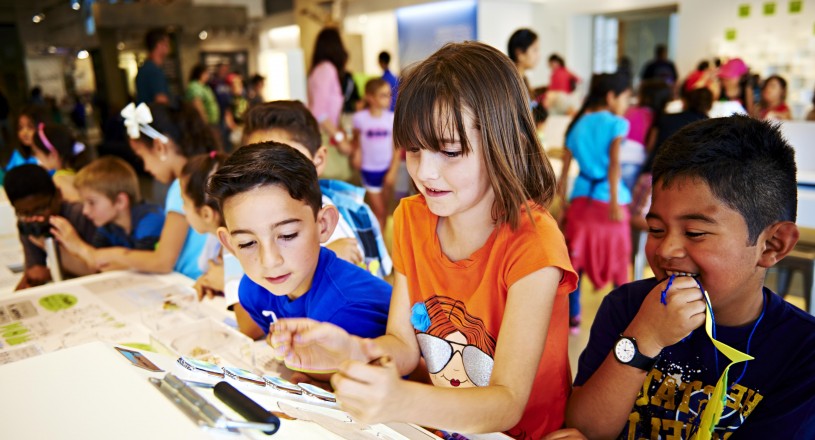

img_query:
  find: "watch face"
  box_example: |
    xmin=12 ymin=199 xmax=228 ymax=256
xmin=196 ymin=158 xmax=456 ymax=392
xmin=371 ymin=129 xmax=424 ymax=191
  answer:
xmin=615 ymin=338 xmax=636 ymax=363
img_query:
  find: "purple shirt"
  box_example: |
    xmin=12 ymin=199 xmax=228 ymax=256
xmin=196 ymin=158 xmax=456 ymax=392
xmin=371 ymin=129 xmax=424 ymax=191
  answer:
xmin=352 ymin=109 xmax=394 ymax=171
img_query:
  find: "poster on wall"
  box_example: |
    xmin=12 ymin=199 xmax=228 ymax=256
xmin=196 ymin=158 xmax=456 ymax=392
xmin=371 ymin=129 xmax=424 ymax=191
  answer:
xmin=396 ymin=0 xmax=477 ymax=69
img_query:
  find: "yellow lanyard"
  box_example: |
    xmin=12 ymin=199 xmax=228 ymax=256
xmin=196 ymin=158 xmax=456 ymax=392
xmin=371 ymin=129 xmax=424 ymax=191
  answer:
xmin=689 ymin=281 xmax=756 ymax=440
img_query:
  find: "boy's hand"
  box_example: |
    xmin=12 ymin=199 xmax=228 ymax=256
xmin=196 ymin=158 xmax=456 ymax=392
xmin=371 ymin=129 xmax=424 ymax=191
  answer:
xmin=16 ymin=265 xmax=52 ymax=290
xmin=269 ymin=318 xmax=359 ymax=372
xmin=92 ymin=247 xmax=123 ymax=271
xmin=325 ymin=238 xmax=363 ymax=265
xmin=331 ymin=342 xmax=402 ymax=424
xmin=626 ymin=276 xmax=706 ymax=356
xmin=49 ymin=216 xmax=82 ymax=253
xmin=28 ymin=235 xmax=46 ymax=251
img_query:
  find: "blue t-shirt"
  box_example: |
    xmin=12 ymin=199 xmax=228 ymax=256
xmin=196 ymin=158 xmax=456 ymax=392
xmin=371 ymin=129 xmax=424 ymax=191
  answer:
xmin=92 ymin=202 xmax=164 ymax=250
xmin=5 ymin=149 xmax=38 ymax=171
xmin=566 ymin=111 xmax=631 ymax=204
xmin=135 ymin=60 xmax=170 ymax=105
xmin=238 ymin=247 xmax=392 ymax=337
xmin=165 ymin=179 xmax=207 ymax=279
xmin=574 ymin=278 xmax=815 ymax=439
xmin=382 ymin=69 xmax=399 ymax=111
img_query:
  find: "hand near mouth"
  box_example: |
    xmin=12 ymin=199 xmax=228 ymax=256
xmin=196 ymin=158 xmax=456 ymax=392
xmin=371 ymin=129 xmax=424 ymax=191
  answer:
xmin=624 ymin=276 xmax=707 ymax=357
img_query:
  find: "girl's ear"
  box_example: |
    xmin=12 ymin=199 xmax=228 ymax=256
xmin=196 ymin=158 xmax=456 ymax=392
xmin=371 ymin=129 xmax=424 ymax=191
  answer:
xmin=606 ymin=90 xmax=616 ymax=106
xmin=200 ymin=206 xmax=221 ymax=227
xmin=153 ymin=138 xmax=170 ymax=160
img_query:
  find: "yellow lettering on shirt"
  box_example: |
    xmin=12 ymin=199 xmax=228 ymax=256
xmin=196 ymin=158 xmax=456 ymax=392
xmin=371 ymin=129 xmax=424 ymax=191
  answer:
xmin=637 ymin=369 xmax=662 ymax=407
xmin=651 ymin=374 xmax=678 ymax=410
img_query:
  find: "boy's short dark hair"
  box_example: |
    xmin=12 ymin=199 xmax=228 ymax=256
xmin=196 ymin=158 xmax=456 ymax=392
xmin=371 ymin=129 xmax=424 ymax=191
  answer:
xmin=3 ymin=164 xmax=56 ymax=205
xmin=242 ymin=101 xmax=321 ymax=156
xmin=684 ymin=87 xmax=713 ymax=114
xmin=652 ymin=115 xmax=797 ymax=244
xmin=145 ymin=28 xmax=168 ymax=52
xmin=206 ymin=142 xmax=322 ymax=217
xmin=378 ymin=51 xmax=391 ymax=65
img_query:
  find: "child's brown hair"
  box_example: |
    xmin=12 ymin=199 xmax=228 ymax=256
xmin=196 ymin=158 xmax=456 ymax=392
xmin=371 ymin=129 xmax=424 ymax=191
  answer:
xmin=364 ymin=77 xmax=389 ymax=96
xmin=394 ymin=41 xmax=556 ymax=229
xmin=74 ymin=156 xmax=140 ymax=203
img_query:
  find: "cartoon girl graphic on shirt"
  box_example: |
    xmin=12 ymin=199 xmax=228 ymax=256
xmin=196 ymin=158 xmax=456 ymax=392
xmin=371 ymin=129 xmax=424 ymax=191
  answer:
xmin=411 ymin=296 xmax=496 ymax=388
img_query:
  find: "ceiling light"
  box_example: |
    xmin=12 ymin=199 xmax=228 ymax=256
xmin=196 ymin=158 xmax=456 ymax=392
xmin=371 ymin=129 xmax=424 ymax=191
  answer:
xmin=32 ymin=13 xmax=45 ymax=23
xmin=71 ymin=2 xmax=80 ymax=10
xmin=198 ymin=30 xmax=208 ymax=40
xmin=77 ymin=50 xmax=89 ymax=60
xmin=117 ymin=42 xmax=125 ymax=50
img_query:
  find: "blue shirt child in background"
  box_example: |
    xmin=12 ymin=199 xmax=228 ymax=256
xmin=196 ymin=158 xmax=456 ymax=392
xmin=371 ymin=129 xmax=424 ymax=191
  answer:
xmin=50 ymin=156 xmax=165 ymax=269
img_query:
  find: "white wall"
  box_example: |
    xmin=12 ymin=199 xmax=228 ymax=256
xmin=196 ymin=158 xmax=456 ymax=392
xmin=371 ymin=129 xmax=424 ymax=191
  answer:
xmin=26 ymin=57 xmax=67 ymax=102
xmin=344 ymin=11 xmax=401 ymax=76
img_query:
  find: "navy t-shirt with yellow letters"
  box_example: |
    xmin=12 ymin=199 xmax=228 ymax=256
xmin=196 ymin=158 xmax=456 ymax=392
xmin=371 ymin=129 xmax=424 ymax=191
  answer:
xmin=574 ymin=278 xmax=815 ymax=439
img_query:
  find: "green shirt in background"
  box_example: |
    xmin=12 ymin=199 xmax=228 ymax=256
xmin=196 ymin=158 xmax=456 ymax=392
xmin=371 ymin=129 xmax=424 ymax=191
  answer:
xmin=185 ymin=81 xmax=220 ymax=125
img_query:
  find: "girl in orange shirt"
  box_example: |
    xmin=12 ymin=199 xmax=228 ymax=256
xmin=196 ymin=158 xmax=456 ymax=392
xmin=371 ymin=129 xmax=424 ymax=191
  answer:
xmin=270 ymin=42 xmax=582 ymax=440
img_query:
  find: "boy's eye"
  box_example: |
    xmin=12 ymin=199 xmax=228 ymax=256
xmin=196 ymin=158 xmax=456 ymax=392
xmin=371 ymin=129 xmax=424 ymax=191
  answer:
xmin=237 ymin=240 xmax=256 ymax=249
xmin=441 ymin=150 xmax=462 ymax=158
xmin=647 ymin=227 xmax=664 ymax=236
xmin=685 ymin=231 xmax=707 ymax=238
xmin=279 ymin=233 xmax=298 ymax=242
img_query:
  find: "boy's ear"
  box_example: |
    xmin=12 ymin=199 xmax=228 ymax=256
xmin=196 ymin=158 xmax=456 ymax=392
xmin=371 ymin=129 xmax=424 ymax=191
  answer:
xmin=316 ymin=205 xmax=339 ymax=243
xmin=216 ymin=226 xmax=236 ymax=254
xmin=114 ymin=192 xmax=130 ymax=210
xmin=312 ymin=146 xmax=328 ymax=176
xmin=757 ymin=221 xmax=800 ymax=268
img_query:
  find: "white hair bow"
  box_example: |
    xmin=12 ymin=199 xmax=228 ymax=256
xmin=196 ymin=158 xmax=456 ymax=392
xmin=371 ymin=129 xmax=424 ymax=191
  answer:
xmin=120 ymin=103 xmax=169 ymax=143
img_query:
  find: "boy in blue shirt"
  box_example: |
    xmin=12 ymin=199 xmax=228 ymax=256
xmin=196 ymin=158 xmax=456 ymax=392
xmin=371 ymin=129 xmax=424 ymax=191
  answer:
xmin=49 ymin=156 xmax=164 ymax=269
xmin=242 ymin=100 xmax=392 ymax=279
xmin=207 ymin=143 xmax=391 ymax=366
xmin=567 ymin=116 xmax=815 ymax=438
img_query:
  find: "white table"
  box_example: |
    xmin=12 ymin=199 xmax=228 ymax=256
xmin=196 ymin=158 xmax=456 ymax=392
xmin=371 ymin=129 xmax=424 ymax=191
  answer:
xmin=0 ymin=341 xmax=437 ymax=440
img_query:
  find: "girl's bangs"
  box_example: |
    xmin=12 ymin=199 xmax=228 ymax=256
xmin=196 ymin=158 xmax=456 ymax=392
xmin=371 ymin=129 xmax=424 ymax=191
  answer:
xmin=394 ymin=79 xmax=472 ymax=154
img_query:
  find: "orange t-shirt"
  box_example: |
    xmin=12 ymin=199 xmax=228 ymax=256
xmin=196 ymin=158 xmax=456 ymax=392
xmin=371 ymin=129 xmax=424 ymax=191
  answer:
xmin=393 ymin=195 xmax=578 ymax=439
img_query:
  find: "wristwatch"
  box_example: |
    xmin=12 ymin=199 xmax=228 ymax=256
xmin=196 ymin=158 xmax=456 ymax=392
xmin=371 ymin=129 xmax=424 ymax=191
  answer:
xmin=613 ymin=335 xmax=659 ymax=372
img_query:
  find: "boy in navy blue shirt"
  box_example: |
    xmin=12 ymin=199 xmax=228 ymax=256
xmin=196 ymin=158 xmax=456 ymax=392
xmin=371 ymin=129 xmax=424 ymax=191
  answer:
xmin=567 ymin=116 xmax=815 ymax=438
xmin=206 ymin=143 xmax=391 ymax=366
xmin=49 ymin=156 xmax=164 ymax=269
xmin=4 ymin=164 xmax=96 ymax=289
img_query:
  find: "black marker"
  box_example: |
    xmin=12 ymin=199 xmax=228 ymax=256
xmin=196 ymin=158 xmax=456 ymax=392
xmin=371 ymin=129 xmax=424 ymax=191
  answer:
xmin=214 ymin=381 xmax=280 ymax=435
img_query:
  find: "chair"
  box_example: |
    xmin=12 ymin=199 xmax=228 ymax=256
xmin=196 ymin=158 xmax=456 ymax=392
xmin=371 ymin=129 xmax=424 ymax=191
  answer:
xmin=775 ymin=227 xmax=815 ymax=315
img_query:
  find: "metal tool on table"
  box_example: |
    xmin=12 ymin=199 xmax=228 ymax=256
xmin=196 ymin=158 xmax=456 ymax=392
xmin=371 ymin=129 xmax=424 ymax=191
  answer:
xmin=149 ymin=373 xmax=280 ymax=435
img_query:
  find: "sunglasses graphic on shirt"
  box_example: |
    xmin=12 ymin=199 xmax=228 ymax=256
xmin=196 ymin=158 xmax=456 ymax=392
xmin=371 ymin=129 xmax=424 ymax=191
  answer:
xmin=416 ymin=333 xmax=494 ymax=387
